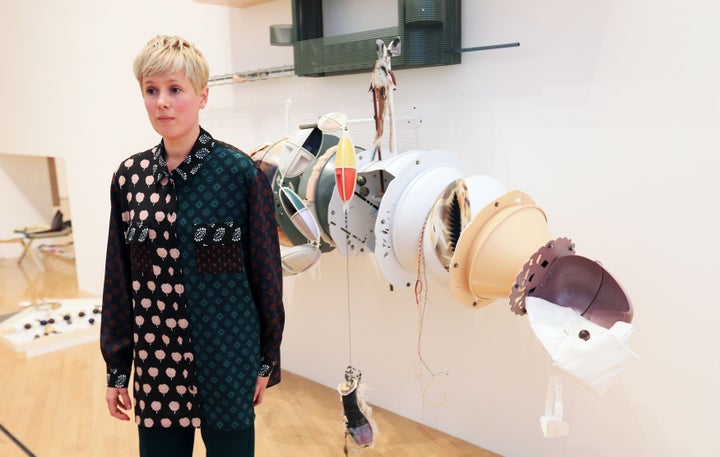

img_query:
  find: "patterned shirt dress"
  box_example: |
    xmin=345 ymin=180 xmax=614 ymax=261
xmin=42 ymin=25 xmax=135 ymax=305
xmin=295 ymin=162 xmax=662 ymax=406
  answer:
xmin=100 ymin=128 xmax=284 ymax=431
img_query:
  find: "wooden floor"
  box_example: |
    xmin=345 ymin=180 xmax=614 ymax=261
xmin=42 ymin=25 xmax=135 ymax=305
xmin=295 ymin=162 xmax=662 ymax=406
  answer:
xmin=0 ymin=256 xmax=499 ymax=457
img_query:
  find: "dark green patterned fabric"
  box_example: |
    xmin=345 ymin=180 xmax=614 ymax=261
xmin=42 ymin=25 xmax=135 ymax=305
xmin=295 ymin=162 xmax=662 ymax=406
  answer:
xmin=176 ymin=144 xmax=263 ymax=430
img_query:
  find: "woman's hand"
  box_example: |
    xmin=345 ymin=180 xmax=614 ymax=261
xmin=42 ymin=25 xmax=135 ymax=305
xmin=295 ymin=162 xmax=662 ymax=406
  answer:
xmin=254 ymin=376 xmax=270 ymax=406
xmin=106 ymin=387 xmax=132 ymax=421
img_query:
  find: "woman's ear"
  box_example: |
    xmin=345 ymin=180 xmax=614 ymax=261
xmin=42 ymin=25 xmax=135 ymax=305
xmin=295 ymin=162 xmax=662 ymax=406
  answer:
xmin=199 ymin=86 xmax=209 ymax=108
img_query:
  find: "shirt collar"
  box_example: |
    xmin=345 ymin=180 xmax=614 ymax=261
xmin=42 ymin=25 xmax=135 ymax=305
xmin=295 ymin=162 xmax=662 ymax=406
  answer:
xmin=152 ymin=127 xmax=215 ymax=183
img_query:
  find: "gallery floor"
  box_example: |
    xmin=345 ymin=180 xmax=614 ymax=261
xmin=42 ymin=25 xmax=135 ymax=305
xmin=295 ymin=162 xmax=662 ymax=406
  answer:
xmin=0 ymin=255 xmax=498 ymax=457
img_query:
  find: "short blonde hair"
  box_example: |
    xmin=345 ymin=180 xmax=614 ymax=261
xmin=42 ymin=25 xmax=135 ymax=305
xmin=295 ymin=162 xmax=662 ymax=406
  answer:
xmin=133 ymin=35 xmax=209 ymax=93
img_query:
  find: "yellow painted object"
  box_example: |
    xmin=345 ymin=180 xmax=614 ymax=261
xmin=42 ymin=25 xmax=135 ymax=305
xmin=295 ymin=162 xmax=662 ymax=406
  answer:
xmin=334 ymin=135 xmax=357 ymax=204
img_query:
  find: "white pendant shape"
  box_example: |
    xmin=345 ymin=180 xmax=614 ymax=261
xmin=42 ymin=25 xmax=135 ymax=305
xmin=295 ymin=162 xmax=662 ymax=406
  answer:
xmin=281 ymin=244 xmax=322 ymax=276
xmin=279 ymin=186 xmax=321 ymax=243
xmin=317 ymin=112 xmax=348 ymax=133
xmin=278 ymin=127 xmax=323 ymax=178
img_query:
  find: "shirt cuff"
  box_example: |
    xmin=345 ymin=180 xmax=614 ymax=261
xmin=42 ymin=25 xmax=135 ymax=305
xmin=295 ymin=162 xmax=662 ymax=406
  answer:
xmin=258 ymin=357 xmax=276 ymax=377
xmin=107 ymin=367 xmax=130 ymax=388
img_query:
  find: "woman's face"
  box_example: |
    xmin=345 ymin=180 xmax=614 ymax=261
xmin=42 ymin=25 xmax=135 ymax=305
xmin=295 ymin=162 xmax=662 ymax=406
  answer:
xmin=141 ymin=70 xmax=208 ymax=145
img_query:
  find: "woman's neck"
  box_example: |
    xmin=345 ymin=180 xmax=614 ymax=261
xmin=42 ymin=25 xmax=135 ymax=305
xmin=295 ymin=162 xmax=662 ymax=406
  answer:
xmin=163 ymin=128 xmax=199 ymax=172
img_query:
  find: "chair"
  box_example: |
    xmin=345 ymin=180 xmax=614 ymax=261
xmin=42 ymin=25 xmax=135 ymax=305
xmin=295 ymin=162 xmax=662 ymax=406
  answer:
xmin=8 ymin=210 xmax=72 ymax=271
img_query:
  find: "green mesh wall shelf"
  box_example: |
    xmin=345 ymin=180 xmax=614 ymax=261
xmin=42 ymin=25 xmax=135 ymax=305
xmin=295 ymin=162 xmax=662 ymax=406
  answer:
xmin=291 ymin=0 xmax=462 ymax=77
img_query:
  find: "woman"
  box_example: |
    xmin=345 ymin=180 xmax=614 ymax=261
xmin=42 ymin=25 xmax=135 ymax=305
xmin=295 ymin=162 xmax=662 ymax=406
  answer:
xmin=101 ymin=35 xmax=284 ymax=457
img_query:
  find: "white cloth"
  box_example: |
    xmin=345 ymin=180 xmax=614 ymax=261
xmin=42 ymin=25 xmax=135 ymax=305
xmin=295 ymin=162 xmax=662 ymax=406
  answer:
xmin=526 ymin=297 xmax=639 ymax=438
xmin=526 ymin=296 xmax=639 ymax=395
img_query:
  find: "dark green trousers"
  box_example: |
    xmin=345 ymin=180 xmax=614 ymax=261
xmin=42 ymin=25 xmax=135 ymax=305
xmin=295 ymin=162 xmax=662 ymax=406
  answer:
xmin=138 ymin=424 xmax=254 ymax=457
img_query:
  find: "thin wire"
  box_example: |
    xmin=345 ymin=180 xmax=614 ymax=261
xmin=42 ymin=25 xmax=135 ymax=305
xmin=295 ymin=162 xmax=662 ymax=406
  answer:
xmin=345 ymin=208 xmax=353 ymax=367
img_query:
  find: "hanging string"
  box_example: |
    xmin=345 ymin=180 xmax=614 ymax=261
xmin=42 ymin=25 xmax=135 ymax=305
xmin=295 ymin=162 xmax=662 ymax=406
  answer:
xmin=415 ymin=219 xmax=449 ymax=406
xmin=345 ymin=208 xmax=353 ymax=368
xmin=342 ymin=207 xmax=354 ymax=457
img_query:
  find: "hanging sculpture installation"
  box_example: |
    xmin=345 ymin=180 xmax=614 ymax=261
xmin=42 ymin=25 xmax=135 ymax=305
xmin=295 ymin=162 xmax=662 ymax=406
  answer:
xmin=248 ymin=35 xmax=636 ymax=442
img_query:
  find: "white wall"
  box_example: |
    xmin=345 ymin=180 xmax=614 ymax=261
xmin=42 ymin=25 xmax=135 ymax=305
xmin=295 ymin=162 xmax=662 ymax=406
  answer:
xmin=0 ymin=154 xmax=54 ymax=258
xmin=1 ymin=1 xmax=718 ymax=456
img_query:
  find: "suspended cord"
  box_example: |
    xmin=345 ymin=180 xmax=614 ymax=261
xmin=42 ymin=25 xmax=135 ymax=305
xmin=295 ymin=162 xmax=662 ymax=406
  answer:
xmin=415 ymin=219 xmax=449 ymax=406
xmin=345 ymin=208 xmax=353 ymax=367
